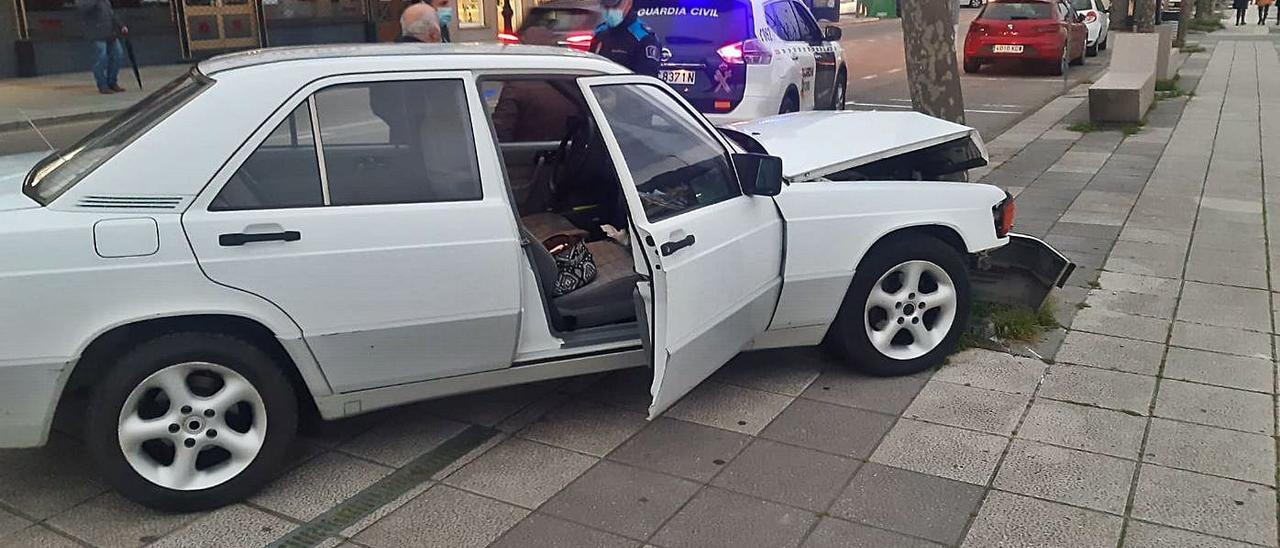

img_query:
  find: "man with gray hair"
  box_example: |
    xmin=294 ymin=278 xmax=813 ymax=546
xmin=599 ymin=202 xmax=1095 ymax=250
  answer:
xmin=399 ymin=3 xmax=442 ymax=43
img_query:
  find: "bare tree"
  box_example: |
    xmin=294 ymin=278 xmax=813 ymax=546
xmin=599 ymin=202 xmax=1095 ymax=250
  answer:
xmin=1194 ymin=0 xmax=1213 ymax=19
xmin=1110 ymin=0 xmax=1130 ymax=29
xmin=1176 ymin=0 xmax=1193 ymax=45
xmin=1134 ymin=0 xmax=1157 ymax=31
xmin=900 ymin=0 xmax=965 ymax=124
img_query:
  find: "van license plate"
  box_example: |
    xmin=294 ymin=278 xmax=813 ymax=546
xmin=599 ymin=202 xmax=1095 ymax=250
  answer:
xmin=659 ymin=69 xmax=696 ymax=86
xmin=992 ymin=45 xmax=1024 ymax=53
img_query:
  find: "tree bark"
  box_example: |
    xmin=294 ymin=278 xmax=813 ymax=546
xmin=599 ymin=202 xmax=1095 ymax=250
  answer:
xmin=1194 ymin=0 xmax=1214 ymax=19
xmin=1110 ymin=0 xmax=1131 ymax=29
xmin=900 ymin=0 xmax=965 ymax=124
xmin=1134 ymin=0 xmax=1157 ymax=31
xmin=1176 ymin=0 xmax=1193 ymax=45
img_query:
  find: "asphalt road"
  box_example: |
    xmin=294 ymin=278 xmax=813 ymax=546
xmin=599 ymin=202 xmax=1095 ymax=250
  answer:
xmin=838 ymin=9 xmax=1110 ymax=140
xmin=0 ymin=16 xmax=1109 ymax=155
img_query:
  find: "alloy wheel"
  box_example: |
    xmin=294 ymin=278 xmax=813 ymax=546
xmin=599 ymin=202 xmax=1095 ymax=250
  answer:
xmin=863 ymin=260 xmax=958 ymax=360
xmin=117 ymin=362 xmax=267 ymax=491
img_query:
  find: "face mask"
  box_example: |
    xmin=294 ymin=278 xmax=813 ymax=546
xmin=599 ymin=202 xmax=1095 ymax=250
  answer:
xmin=437 ymin=7 xmax=453 ymax=26
xmin=602 ymin=8 xmax=625 ymax=27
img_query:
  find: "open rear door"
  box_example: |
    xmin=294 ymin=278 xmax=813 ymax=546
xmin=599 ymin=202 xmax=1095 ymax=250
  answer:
xmin=577 ymin=75 xmax=785 ymax=418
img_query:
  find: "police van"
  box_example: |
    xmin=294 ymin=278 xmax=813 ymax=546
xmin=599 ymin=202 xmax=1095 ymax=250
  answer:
xmin=636 ymin=0 xmax=848 ymax=122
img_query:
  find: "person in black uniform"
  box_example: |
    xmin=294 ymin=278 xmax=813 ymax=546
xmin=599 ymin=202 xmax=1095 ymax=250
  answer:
xmin=590 ymin=0 xmax=662 ymax=77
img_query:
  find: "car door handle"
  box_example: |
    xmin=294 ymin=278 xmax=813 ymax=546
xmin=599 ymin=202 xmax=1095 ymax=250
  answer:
xmin=660 ymin=234 xmax=696 ymax=256
xmin=219 ymin=231 xmax=301 ymax=247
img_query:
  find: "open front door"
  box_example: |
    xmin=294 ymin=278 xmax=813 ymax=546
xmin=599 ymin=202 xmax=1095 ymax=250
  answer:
xmin=578 ymin=76 xmax=785 ymax=418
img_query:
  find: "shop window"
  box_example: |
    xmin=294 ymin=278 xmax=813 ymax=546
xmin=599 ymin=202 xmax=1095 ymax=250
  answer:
xmin=24 ymin=0 xmax=175 ymax=40
xmin=458 ymin=0 xmax=485 ymax=27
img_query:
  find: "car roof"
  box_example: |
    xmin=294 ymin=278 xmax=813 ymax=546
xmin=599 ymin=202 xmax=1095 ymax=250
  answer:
xmin=198 ymin=43 xmax=594 ymax=75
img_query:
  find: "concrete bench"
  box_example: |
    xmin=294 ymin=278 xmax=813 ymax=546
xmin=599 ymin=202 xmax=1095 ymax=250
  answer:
xmin=1089 ymin=32 xmax=1160 ymax=123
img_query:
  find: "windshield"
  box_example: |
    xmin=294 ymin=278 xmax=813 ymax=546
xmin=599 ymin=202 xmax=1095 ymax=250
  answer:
xmin=979 ymin=2 xmax=1054 ymax=19
xmin=22 ymin=69 xmax=211 ymax=205
xmin=633 ymin=0 xmax=753 ymax=48
xmin=521 ymin=7 xmax=597 ymax=32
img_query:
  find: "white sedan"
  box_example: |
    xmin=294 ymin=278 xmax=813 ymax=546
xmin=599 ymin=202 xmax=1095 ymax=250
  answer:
xmin=0 ymin=44 xmax=1065 ymax=510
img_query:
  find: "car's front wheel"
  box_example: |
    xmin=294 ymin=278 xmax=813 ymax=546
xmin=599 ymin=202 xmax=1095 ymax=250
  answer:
xmin=826 ymin=234 xmax=971 ymax=376
xmin=86 ymin=332 xmax=298 ymax=511
xmin=831 ymin=70 xmax=848 ymax=110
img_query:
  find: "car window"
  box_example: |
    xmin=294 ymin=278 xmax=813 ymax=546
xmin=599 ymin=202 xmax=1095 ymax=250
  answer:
xmin=790 ymin=1 xmax=825 ymax=42
xmin=211 ymin=102 xmax=324 ymax=211
xmin=764 ymin=1 xmax=806 ymax=42
xmin=24 ymin=70 xmax=210 ymax=205
xmin=635 ymin=0 xmax=752 ymax=49
xmin=312 ymin=80 xmax=482 ymax=206
xmin=978 ymin=2 xmax=1054 ymax=19
xmin=521 ymin=7 xmax=597 ymax=32
xmin=592 ymin=84 xmax=740 ymax=222
xmin=1069 ymin=0 xmax=1091 ymax=10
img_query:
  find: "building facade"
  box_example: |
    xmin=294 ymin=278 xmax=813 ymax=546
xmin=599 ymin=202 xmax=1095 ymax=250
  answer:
xmin=1 ymin=0 xmax=539 ymax=78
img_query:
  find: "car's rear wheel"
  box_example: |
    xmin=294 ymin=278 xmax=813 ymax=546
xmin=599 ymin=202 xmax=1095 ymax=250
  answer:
xmin=831 ymin=70 xmax=848 ymax=110
xmin=1050 ymin=44 xmax=1067 ymax=75
xmin=86 ymin=332 xmax=298 ymax=511
xmin=826 ymin=234 xmax=971 ymax=376
xmin=1099 ymin=34 xmax=1108 ymax=50
xmin=1086 ymin=42 xmax=1099 ymax=57
xmin=963 ymin=59 xmax=981 ymax=73
xmin=779 ymin=89 xmax=800 ymax=114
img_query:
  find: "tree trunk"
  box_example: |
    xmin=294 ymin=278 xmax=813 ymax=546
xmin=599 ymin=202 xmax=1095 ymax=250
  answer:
xmin=1110 ymin=0 xmax=1131 ymax=29
xmin=1176 ymin=0 xmax=1193 ymax=45
xmin=900 ymin=0 xmax=965 ymax=124
xmin=1134 ymin=0 xmax=1157 ymax=31
xmin=1194 ymin=0 xmax=1214 ymax=19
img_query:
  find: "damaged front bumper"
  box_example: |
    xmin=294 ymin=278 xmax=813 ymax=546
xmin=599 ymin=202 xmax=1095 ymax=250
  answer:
xmin=970 ymin=233 xmax=1076 ymax=310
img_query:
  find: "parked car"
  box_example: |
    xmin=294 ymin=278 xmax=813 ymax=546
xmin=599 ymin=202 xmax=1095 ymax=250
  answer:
xmin=1070 ymin=0 xmax=1109 ymax=56
xmin=503 ymin=0 xmax=848 ymax=122
xmin=0 ymin=44 xmax=1068 ymax=511
xmin=963 ymin=0 xmax=1089 ymax=75
xmin=499 ymin=0 xmax=600 ymax=51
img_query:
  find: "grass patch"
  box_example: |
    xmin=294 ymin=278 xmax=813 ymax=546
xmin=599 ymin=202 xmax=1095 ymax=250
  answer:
xmin=1081 ymin=78 xmax=1094 ymax=84
xmin=968 ymin=299 xmax=1060 ymax=343
xmin=1179 ymin=43 xmax=1206 ymax=53
xmin=1086 ymin=279 xmax=1101 ymax=289
xmin=1155 ymin=76 xmax=1180 ymax=92
xmin=1187 ymin=17 xmax=1225 ymax=32
xmin=1075 ymin=301 xmax=1091 ymax=310
xmin=1121 ymin=122 xmax=1145 ymax=135
xmin=1067 ymin=121 xmax=1097 ymax=133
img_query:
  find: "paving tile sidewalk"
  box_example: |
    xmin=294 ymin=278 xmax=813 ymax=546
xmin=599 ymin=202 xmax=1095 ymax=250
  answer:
xmin=3 ymin=32 xmax=1279 ymax=548
xmin=0 ymin=64 xmax=191 ymax=132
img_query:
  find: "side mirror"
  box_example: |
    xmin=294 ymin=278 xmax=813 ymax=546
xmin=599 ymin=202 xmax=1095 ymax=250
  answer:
xmin=734 ymin=153 xmax=784 ymax=197
xmin=823 ymin=25 xmax=843 ymax=41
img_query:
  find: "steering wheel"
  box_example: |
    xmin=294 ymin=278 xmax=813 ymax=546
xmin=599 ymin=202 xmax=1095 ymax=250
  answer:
xmin=550 ymin=113 xmax=596 ymax=208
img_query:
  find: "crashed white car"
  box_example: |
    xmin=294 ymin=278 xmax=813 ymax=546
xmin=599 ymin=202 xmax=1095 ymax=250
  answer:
xmin=0 ymin=44 xmax=1067 ymax=510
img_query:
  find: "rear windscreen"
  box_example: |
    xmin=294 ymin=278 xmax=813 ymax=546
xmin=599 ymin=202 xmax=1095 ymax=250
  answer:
xmin=1069 ymin=0 xmax=1092 ymax=10
xmin=633 ymin=0 xmax=753 ymax=48
xmin=979 ymin=2 xmax=1054 ymax=19
xmin=522 ymin=7 xmax=597 ymax=32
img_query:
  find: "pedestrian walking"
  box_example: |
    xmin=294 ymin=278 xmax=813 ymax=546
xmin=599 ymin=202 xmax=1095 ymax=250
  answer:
xmin=1234 ymin=0 xmax=1250 ymax=24
xmin=589 ymin=0 xmax=662 ymax=76
xmin=1259 ymin=0 xmax=1274 ymax=24
xmin=77 ymin=0 xmax=127 ymax=94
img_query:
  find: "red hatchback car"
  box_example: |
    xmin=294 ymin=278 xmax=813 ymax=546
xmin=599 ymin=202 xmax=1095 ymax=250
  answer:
xmin=963 ymin=0 xmax=1088 ymax=76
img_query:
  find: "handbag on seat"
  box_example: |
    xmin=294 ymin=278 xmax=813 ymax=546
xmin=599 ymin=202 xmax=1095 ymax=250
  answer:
xmin=543 ymin=234 xmax=598 ymax=297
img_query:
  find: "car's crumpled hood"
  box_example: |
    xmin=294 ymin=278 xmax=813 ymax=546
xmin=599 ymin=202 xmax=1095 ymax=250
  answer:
xmin=0 ymin=152 xmax=47 ymax=212
xmin=726 ymin=110 xmax=986 ymax=181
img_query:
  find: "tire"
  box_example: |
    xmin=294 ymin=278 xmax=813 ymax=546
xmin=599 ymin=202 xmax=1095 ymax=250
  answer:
xmin=825 ymin=234 xmax=971 ymax=377
xmin=1099 ymin=35 xmax=1107 ymax=51
xmin=86 ymin=332 xmax=299 ymax=511
xmin=1086 ymin=43 xmax=1099 ymax=57
xmin=779 ymin=90 xmax=800 ymax=114
xmin=963 ymin=59 xmax=981 ymax=73
xmin=831 ymin=70 xmax=848 ymax=110
xmin=1050 ymin=45 xmax=1067 ymax=75
xmin=969 ymin=0 xmax=981 ymax=7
